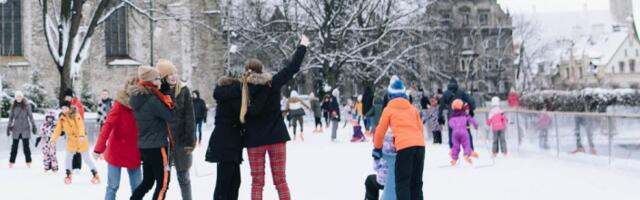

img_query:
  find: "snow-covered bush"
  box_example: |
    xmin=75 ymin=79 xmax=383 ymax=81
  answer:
xmin=521 ymin=88 xmax=640 ymax=112
xmin=21 ymin=70 xmax=57 ymax=113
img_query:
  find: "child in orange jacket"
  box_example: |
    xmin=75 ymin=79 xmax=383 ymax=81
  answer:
xmin=372 ymin=75 xmax=425 ymax=200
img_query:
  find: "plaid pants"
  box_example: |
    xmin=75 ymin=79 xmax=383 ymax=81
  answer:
xmin=248 ymin=142 xmax=290 ymax=200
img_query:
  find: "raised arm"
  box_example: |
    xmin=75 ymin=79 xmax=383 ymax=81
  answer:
xmin=271 ymin=35 xmax=310 ymax=88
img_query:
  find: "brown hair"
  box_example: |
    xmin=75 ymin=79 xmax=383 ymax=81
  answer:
xmin=244 ymin=59 xmax=264 ymax=74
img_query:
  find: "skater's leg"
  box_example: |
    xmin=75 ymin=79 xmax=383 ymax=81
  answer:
xmin=177 ymin=169 xmax=193 ymax=200
xmin=151 ymin=147 xmax=170 ymax=200
xmin=22 ymin=138 xmax=32 ymax=163
xmin=492 ymin=131 xmax=499 ymax=154
xmin=106 ymin=164 xmax=122 ymax=200
xmin=65 ymin=151 xmax=74 ymax=171
xmin=450 ymin=134 xmax=461 ymax=161
xmin=462 ymin=134 xmax=472 ymax=158
xmin=127 ymin=167 xmax=142 ymax=192
xmin=499 ymin=131 xmax=507 ymax=154
xmin=467 ymin=130 xmax=474 ymax=150
xmin=331 ymin=120 xmax=339 ymax=140
xmin=448 ymin=127 xmax=453 ymax=149
xmin=130 ymin=149 xmax=155 ymax=200
xmin=80 ymin=152 xmax=97 ymax=170
xmin=215 ymin=161 xmax=241 ymax=200
xmin=268 ymin=143 xmax=290 ymax=200
xmin=411 ymin=147 xmax=425 ymax=200
xmin=9 ymin=138 xmax=19 ymax=164
xmin=248 ymin=146 xmax=267 ymax=200
xmin=395 ymin=147 xmax=416 ymax=200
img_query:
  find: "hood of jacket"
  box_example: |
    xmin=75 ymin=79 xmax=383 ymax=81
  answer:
xmin=127 ymin=84 xmax=153 ymax=110
xmin=115 ymin=90 xmax=132 ymax=108
xmin=217 ymin=76 xmax=240 ymax=86
xmin=247 ymin=72 xmax=273 ymax=86
xmin=386 ymin=98 xmax=412 ymax=109
xmin=447 ymin=79 xmax=458 ymax=92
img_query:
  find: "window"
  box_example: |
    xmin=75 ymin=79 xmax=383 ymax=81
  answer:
xmin=459 ymin=7 xmax=471 ymax=26
xmin=0 ymin=0 xmax=22 ymax=56
xmin=631 ymin=59 xmax=636 ymax=72
xmin=478 ymin=10 xmax=489 ymax=26
xmin=463 ymin=36 xmax=470 ymax=49
xmin=619 ymin=61 xmax=625 ymax=73
xmin=625 ymin=49 xmax=628 ymax=57
xmin=104 ymin=5 xmax=128 ymax=57
xmin=578 ymin=67 xmax=583 ymax=78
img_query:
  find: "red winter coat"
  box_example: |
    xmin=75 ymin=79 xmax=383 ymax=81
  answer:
xmin=94 ymin=100 xmax=141 ymax=169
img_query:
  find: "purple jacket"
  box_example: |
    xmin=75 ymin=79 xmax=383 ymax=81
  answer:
xmin=448 ymin=110 xmax=478 ymax=135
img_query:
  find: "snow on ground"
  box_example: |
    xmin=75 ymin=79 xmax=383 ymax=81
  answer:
xmin=0 ymin=120 xmax=638 ymax=200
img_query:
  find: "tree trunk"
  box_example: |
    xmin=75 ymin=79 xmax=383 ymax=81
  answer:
xmin=57 ymin=65 xmax=72 ymax=102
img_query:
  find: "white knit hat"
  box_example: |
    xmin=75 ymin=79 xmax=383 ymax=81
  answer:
xmin=491 ymin=96 xmax=500 ymax=107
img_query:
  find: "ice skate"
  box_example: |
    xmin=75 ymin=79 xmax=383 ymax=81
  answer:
xmin=464 ymin=156 xmax=473 ymax=164
xmin=450 ymin=160 xmax=458 ymax=166
xmin=9 ymin=163 xmax=14 ymax=168
xmin=299 ymin=133 xmax=305 ymax=141
xmin=570 ymin=147 xmax=585 ymax=154
xmin=471 ymin=151 xmax=479 ymax=158
xmin=91 ymin=170 xmax=101 ymax=184
xmin=26 ymin=162 xmax=31 ymax=168
xmin=64 ymin=176 xmax=72 ymax=184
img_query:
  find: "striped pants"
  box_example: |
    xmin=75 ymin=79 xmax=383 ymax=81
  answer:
xmin=130 ymin=147 xmax=170 ymax=200
xmin=248 ymin=143 xmax=290 ymax=200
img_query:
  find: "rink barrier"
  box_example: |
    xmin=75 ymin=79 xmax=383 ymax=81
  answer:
xmin=473 ymin=108 xmax=640 ymax=166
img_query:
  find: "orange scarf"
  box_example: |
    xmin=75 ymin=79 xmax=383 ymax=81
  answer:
xmin=139 ymin=81 xmax=175 ymax=109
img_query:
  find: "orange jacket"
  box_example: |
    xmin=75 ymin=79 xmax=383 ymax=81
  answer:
xmin=374 ymin=98 xmax=425 ymax=151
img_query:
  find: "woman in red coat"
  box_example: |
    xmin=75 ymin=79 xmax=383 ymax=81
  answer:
xmin=93 ymin=77 xmax=142 ymax=200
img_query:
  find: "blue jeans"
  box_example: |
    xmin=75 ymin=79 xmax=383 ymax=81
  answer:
xmin=195 ymin=119 xmax=204 ymax=143
xmin=106 ymin=164 xmax=142 ymax=200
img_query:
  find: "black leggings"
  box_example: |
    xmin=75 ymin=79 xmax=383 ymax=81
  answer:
xmin=9 ymin=135 xmax=31 ymax=164
xmin=314 ymin=116 xmax=322 ymax=128
xmin=365 ymin=174 xmax=384 ymax=200
xmin=214 ymin=161 xmax=241 ymax=200
xmin=131 ymin=147 xmax=170 ymax=200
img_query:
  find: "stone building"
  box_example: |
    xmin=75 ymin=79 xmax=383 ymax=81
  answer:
xmin=0 ymin=0 xmax=225 ymax=108
xmin=422 ymin=0 xmax=515 ymax=98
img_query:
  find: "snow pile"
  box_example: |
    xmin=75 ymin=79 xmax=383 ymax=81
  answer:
xmin=521 ymin=88 xmax=640 ymax=111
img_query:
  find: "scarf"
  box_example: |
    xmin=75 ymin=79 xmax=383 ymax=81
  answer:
xmin=139 ymin=81 xmax=175 ymax=109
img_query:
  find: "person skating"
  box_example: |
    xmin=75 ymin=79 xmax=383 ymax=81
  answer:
xmin=425 ymin=97 xmax=442 ymax=144
xmin=449 ymin=99 xmax=479 ymax=166
xmin=39 ymin=112 xmax=59 ymax=173
xmin=239 ymin=35 xmax=309 ymax=200
xmin=97 ymin=89 xmax=114 ymax=130
xmin=286 ymin=90 xmax=310 ymax=141
xmin=63 ymin=89 xmax=85 ymax=171
xmin=321 ymin=85 xmax=333 ymax=128
xmin=486 ymin=97 xmax=508 ymax=158
xmin=326 ymin=89 xmax=341 ymax=142
xmin=309 ymin=93 xmax=324 ymax=133
xmin=373 ymin=75 xmax=425 ymax=200
xmin=206 ymin=75 xmax=244 ymax=200
xmin=350 ymin=113 xmax=365 ymax=142
xmin=365 ymin=135 xmax=396 ymax=200
xmin=192 ymin=90 xmax=208 ymax=146
xmin=51 ymin=101 xmax=100 ymax=184
xmin=129 ymin=65 xmax=175 ymax=200
xmin=537 ymin=105 xmax=552 ymax=150
xmin=355 ymin=95 xmax=364 ymax=125
xmin=6 ymin=91 xmax=37 ymax=168
xmin=362 ymin=87 xmax=374 ymax=137
xmin=157 ymin=59 xmax=197 ymax=200
xmin=93 ymin=77 xmax=142 ymax=200
xmin=438 ymin=78 xmax=478 ymax=157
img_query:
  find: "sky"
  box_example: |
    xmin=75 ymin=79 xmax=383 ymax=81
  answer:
xmin=497 ymin=0 xmax=610 ymax=13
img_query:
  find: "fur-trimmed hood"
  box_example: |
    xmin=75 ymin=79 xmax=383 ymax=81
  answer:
xmin=115 ymin=90 xmax=132 ymax=108
xmin=127 ymin=84 xmax=153 ymax=96
xmin=217 ymin=76 xmax=241 ymax=86
xmin=246 ymin=72 xmax=273 ymax=85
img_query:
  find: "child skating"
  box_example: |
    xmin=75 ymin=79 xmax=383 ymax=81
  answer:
xmin=351 ymin=113 xmax=365 ymax=142
xmin=426 ymin=97 xmax=442 ymax=144
xmin=373 ymin=75 xmax=425 ymax=199
xmin=51 ymin=101 xmax=100 ymax=184
xmin=39 ymin=113 xmax=59 ymax=173
xmin=448 ymin=99 xmax=479 ymax=166
xmin=486 ymin=97 xmax=508 ymax=158
xmin=365 ymin=134 xmax=396 ymax=200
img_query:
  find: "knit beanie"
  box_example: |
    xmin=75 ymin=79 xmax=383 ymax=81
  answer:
xmin=156 ymin=59 xmax=177 ymax=78
xmin=138 ymin=65 xmax=160 ymax=82
xmin=452 ymin=99 xmax=464 ymax=110
xmin=491 ymin=96 xmax=500 ymax=107
xmin=387 ymin=75 xmax=407 ymax=99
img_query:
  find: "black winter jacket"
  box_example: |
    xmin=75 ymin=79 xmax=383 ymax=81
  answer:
xmin=243 ymin=46 xmax=307 ymax=148
xmin=128 ymin=85 xmax=175 ymax=149
xmin=206 ymin=77 xmax=244 ymax=163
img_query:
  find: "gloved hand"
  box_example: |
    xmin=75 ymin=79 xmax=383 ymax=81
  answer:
xmin=469 ymin=110 xmax=475 ymax=117
xmin=438 ymin=117 xmax=445 ymax=125
xmin=32 ymin=126 xmax=38 ymax=135
xmin=372 ymin=149 xmax=382 ymax=160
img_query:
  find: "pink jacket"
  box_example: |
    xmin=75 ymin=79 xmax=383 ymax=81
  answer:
xmin=486 ymin=111 xmax=508 ymax=132
xmin=537 ymin=113 xmax=552 ymax=129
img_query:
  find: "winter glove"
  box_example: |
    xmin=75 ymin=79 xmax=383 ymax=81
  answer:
xmin=7 ymin=126 xmax=12 ymax=136
xmin=372 ymin=149 xmax=382 ymax=160
xmin=35 ymin=137 xmax=42 ymax=148
xmin=438 ymin=117 xmax=445 ymax=125
xmin=32 ymin=126 xmax=38 ymax=135
xmin=469 ymin=110 xmax=475 ymax=117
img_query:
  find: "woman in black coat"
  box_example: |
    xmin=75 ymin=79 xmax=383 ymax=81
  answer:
xmin=238 ymin=35 xmax=309 ymax=199
xmin=205 ymin=76 xmax=244 ymax=200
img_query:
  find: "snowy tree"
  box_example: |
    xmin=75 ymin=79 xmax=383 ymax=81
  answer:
xmin=40 ymin=0 xmax=124 ymax=101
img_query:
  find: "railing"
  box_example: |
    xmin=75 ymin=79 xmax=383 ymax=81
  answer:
xmin=471 ymin=108 xmax=640 ymax=167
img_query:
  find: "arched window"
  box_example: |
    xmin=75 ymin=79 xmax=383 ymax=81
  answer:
xmin=0 ymin=0 xmax=22 ymax=56
xmin=105 ymin=5 xmax=128 ymax=57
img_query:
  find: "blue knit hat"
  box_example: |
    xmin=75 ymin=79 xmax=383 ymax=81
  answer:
xmin=387 ymin=75 xmax=407 ymax=99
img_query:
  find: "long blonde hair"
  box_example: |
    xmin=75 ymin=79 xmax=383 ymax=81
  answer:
xmin=239 ymin=59 xmax=264 ymax=124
